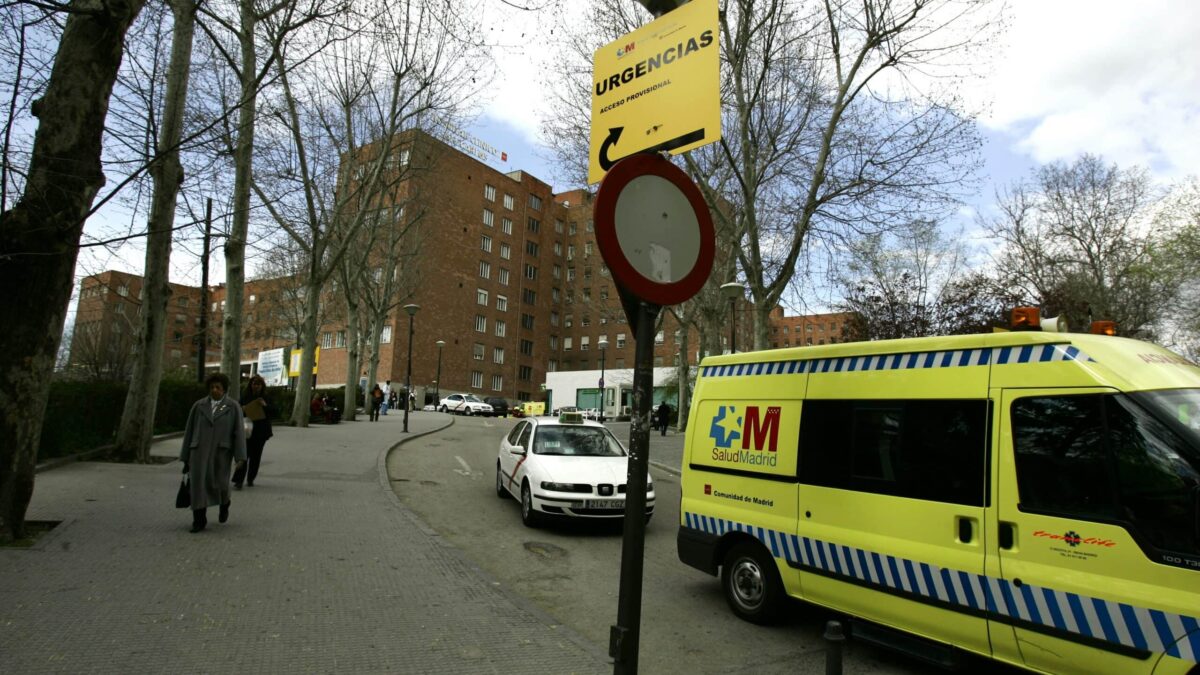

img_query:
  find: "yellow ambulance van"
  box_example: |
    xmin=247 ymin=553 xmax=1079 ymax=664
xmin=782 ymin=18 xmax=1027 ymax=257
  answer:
xmin=677 ymin=328 xmax=1200 ymax=673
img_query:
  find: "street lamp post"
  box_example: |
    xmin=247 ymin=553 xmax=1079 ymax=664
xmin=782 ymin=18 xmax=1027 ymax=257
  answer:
xmin=403 ymin=304 xmax=419 ymax=433
xmin=720 ymin=282 xmax=745 ymax=354
xmin=434 ymin=339 xmax=445 ymax=406
xmin=598 ymin=338 xmax=609 ymax=423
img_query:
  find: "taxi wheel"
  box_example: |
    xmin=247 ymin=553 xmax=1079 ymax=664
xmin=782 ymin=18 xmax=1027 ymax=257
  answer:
xmin=495 ymin=463 xmax=509 ymax=499
xmin=465 ymin=407 xmax=474 ymax=416
xmin=722 ymin=541 xmax=784 ymax=625
xmin=440 ymin=405 xmax=448 ymax=413
xmin=520 ymin=482 xmax=543 ymax=528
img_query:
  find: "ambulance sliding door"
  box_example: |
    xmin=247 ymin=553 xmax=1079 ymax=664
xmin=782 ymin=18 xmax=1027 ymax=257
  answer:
xmin=795 ymin=353 xmax=993 ymax=660
xmin=994 ymin=388 xmax=1200 ymax=675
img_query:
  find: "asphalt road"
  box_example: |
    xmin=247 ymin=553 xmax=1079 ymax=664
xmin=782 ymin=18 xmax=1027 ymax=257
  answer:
xmin=385 ymin=413 xmax=947 ymax=674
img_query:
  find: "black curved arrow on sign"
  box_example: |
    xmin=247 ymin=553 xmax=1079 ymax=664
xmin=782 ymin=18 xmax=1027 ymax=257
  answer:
xmin=598 ymin=126 xmax=706 ymax=171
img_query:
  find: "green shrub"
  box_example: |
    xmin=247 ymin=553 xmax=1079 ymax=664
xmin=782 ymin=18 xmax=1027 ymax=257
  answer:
xmin=153 ymin=380 xmax=208 ymax=434
xmin=40 ymin=381 xmax=127 ymax=461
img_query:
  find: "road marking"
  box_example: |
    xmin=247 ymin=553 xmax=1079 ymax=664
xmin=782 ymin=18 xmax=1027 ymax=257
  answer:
xmin=454 ymin=456 xmax=473 ymax=476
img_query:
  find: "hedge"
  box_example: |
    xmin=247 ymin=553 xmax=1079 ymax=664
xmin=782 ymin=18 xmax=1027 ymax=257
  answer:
xmin=38 ymin=378 xmax=303 ymax=462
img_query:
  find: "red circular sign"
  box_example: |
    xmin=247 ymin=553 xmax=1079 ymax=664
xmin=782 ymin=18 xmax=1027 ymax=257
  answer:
xmin=593 ymin=153 xmax=715 ymax=306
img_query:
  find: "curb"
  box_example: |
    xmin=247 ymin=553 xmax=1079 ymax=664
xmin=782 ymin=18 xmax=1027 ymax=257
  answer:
xmin=35 ymin=431 xmax=186 ymax=474
xmin=377 ymin=415 xmax=613 ymax=669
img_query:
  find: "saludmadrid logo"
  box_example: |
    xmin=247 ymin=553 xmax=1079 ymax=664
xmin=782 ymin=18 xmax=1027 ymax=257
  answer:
xmin=708 ymin=405 xmax=781 ymax=467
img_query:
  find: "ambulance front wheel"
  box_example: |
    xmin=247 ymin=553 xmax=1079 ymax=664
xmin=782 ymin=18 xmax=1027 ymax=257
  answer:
xmin=722 ymin=541 xmax=785 ymax=625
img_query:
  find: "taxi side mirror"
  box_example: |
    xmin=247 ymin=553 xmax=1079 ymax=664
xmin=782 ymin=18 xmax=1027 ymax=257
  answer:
xmin=511 ymin=446 xmax=527 ymax=456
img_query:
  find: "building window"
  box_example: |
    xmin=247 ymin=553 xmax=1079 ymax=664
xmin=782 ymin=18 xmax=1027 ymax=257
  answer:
xmin=502 ymin=217 xmax=513 ymax=235
xmin=617 ymin=333 xmax=626 ymax=348
xmin=581 ymin=336 xmax=590 ymax=351
xmin=582 ymin=288 xmax=591 ymax=301
xmin=496 ymin=295 xmax=508 ymax=312
xmin=476 ymin=288 xmax=488 ymax=306
xmin=495 ymin=320 xmax=506 ymax=337
xmin=521 ymin=313 xmax=534 ymax=330
xmin=655 ymin=331 xmax=664 ymax=344
xmin=550 ymin=311 xmax=559 ymax=326
xmin=600 ymin=289 xmax=608 ymax=300
xmin=554 ymin=242 xmax=563 ymax=257
xmin=565 ymin=315 xmax=573 ymax=328
xmin=500 ymin=243 xmax=511 ymax=260
xmin=569 ymin=222 xmax=577 ymax=235
xmin=334 ymin=331 xmax=345 ymax=348
xmin=528 ymin=194 xmax=542 ymax=210
xmin=526 ymin=241 xmax=539 ymax=257
xmin=553 ymin=264 xmax=561 ymax=280
xmin=475 ymin=315 xmax=486 ymax=333
xmin=567 ymin=245 xmax=576 ymax=260
xmin=471 ymin=371 xmax=484 ymax=389
xmin=479 ymin=260 xmax=491 ymax=279
xmin=321 ymin=332 xmax=333 ymax=349
xmin=176 ymin=313 xmax=186 ymax=324
xmin=381 ymin=325 xmax=392 ymax=343
xmin=524 ymin=264 xmax=537 ymax=280
xmin=484 ymin=184 xmax=496 ymax=201
xmin=585 ymin=242 xmax=594 ymax=256
xmin=473 ymin=343 xmax=485 ymax=360
xmin=483 ymin=209 xmax=494 ymax=227
xmin=555 ymin=220 xmax=564 ymax=234
xmin=527 ymin=217 xmax=540 ymax=233
xmin=552 ymin=288 xmax=561 ymax=303
xmin=581 ymin=315 xmax=590 ymax=327
xmin=493 ymin=347 xmax=505 ymax=364
xmin=548 ymin=359 xmax=558 ymax=372
xmin=481 ymin=234 xmax=492 ymax=252
xmin=498 ymin=268 xmax=510 ymax=286
xmin=583 ymin=267 xmax=592 ymax=281
xmin=564 ymin=337 xmax=573 ymax=351
xmin=503 ymin=194 xmax=514 ymax=210
xmin=520 ymin=339 xmax=533 ymax=356
xmin=550 ymin=336 xmax=559 ymax=350
xmin=491 ymin=375 xmax=503 ymax=391
xmin=519 ymin=365 xmax=533 ymax=381
xmin=172 ymin=331 xmax=183 ymax=343
xmin=522 ymin=289 xmax=536 ymax=304
xmin=117 ymin=284 xmax=129 ymax=297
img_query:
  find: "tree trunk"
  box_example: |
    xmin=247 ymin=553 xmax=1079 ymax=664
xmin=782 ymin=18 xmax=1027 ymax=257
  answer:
xmin=676 ymin=328 xmax=691 ymax=433
xmin=752 ymin=300 xmax=771 ymax=351
xmin=342 ymin=299 xmax=359 ymax=421
xmin=365 ymin=314 xmax=383 ymax=398
xmin=0 ymin=0 xmax=147 ymax=541
xmin=115 ymin=0 xmax=196 ymax=463
xmin=289 ymin=276 xmax=321 ymax=426
xmin=221 ymin=0 xmax=258 ymax=383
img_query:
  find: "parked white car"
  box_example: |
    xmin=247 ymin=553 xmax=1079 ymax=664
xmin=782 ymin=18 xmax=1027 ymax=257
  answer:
xmin=496 ymin=412 xmax=655 ymax=527
xmin=581 ymin=408 xmax=600 ymax=420
xmin=439 ymin=393 xmax=493 ymax=416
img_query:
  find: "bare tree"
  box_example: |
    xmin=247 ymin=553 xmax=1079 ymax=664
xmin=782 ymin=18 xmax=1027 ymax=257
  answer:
xmin=0 ymin=0 xmax=148 ymax=542
xmin=983 ymin=155 xmax=1177 ymax=337
xmin=252 ymin=0 xmax=483 ymax=425
xmin=114 ymin=0 xmax=200 ymax=463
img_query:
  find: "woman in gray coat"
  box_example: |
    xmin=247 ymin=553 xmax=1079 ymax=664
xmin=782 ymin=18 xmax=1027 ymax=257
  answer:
xmin=180 ymin=373 xmax=247 ymax=532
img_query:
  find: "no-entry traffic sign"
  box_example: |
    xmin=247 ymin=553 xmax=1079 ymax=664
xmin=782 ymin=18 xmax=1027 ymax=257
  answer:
xmin=594 ymin=153 xmax=714 ymax=307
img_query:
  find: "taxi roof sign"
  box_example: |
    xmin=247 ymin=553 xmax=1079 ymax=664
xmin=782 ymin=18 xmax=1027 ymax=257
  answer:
xmin=588 ymin=0 xmax=720 ymax=184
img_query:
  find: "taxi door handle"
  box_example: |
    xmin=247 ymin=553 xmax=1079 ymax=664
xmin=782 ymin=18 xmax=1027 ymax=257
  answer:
xmin=957 ymin=516 xmax=974 ymax=544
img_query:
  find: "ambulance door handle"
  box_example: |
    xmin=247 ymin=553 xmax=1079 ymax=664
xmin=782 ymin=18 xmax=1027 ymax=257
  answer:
xmin=999 ymin=521 xmax=1016 ymax=550
xmin=957 ymin=516 xmax=974 ymax=544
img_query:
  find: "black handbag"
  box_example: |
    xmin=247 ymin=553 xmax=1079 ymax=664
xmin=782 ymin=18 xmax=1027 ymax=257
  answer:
xmin=176 ymin=476 xmax=191 ymax=509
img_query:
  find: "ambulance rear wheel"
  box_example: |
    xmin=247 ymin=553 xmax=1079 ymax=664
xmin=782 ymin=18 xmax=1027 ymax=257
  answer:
xmin=722 ymin=541 xmax=784 ymax=625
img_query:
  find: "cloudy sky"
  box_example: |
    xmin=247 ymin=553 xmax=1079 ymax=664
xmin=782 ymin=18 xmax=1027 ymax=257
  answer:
xmin=471 ymin=0 xmax=1200 ymax=192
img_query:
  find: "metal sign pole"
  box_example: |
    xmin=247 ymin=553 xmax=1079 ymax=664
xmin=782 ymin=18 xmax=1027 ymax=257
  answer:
xmin=611 ymin=294 xmax=660 ymax=675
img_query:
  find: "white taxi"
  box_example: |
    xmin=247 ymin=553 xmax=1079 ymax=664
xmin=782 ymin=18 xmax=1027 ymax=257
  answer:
xmin=495 ymin=412 xmax=655 ymax=527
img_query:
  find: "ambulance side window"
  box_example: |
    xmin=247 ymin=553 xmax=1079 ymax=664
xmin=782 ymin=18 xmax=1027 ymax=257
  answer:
xmin=800 ymin=399 xmax=988 ymax=507
xmin=1011 ymin=395 xmax=1117 ymax=520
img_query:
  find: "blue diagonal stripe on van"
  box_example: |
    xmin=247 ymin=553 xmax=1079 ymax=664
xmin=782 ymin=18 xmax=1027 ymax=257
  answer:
xmin=699 ymin=344 xmax=1095 ymax=378
xmin=683 ymin=512 xmax=1199 ymax=661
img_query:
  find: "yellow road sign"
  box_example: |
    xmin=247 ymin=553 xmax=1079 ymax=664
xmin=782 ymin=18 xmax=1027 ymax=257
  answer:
xmin=589 ymin=0 xmax=720 ymax=184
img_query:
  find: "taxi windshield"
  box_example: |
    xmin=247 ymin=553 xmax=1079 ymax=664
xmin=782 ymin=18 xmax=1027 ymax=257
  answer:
xmin=533 ymin=426 xmax=626 ymax=457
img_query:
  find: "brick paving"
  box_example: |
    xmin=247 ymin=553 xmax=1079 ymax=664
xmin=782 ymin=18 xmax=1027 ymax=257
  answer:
xmin=0 ymin=413 xmax=609 ymax=673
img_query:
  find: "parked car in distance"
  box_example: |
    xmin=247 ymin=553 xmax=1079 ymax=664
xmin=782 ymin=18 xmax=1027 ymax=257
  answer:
xmin=581 ymin=408 xmax=600 ymax=421
xmin=485 ymin=397 xmax=510 ymax=418
xmin=438 ymin=393 xmax=493 ymax=416
xmin=496 ymin=411 xmax=655 ymax=527
xmin=553 ymin=405 xmax=579 ymax=416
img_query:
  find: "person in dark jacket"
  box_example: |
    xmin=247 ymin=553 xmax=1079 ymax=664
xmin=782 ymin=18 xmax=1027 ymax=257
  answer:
xmin=370 ymin=385 xmax=384 ymax=421
xmin=235 ymin=374 xmax=274 ymax=489
xmin=180 ymin=373 xmax=247 ymax=533
xmin=656 ymin=401 xmax=672 ymax=436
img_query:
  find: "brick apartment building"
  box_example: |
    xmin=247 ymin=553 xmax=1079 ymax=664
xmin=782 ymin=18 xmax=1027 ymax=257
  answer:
xmin=69 ymin=131 xmax=853 ymax=402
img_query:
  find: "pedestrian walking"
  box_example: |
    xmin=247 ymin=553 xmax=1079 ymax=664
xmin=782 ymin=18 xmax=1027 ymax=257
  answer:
xmin=388 ymin=390 xmax=398 ymax=413
xmin=382 ymin=381 xmax=392 ymax=415
xmin=409 ymin=391 xmax=416 ymax=412
xmin=180 ymin=373 xmax=247 ymax=533
xmin=234 ymin=374 xmax=274 ymax=489
xmin=657 ymin=401 xmax=671 ymax=436
xmin=370 ymin=385 xmax=384 ymax=421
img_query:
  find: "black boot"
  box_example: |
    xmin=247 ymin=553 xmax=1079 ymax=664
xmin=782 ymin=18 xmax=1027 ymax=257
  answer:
xmin=219 ymin=502 xmax=230 ymax=523
xmin=190 ymin=509 xmax=207 ymax=533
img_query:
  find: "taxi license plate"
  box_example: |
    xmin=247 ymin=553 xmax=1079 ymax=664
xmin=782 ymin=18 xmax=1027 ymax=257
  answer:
xmin=585 ymin=499 xmax=624 ymax=509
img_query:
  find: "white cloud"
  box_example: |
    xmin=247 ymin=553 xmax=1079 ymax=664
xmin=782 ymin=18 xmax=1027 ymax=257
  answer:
xmin=980 ymin=0 xmax=1200 ymax=178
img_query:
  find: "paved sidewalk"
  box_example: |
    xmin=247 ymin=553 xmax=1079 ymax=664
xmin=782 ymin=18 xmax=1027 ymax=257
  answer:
xmin=0 ymin=412 xmax=609 ymax=673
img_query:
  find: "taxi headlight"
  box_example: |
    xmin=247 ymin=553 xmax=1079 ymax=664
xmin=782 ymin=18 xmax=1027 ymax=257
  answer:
xmin=541 ymin=481 xmax=591 ymax=493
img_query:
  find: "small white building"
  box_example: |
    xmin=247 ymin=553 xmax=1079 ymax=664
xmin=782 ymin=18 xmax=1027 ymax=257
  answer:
xmin=544 ymin=367 xmax=682 ymax=419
